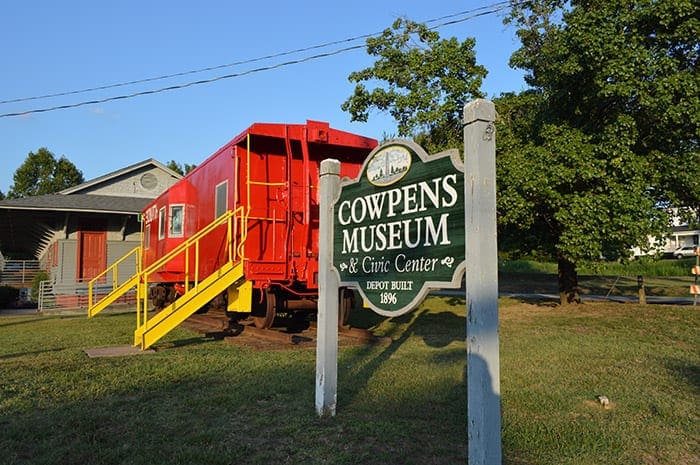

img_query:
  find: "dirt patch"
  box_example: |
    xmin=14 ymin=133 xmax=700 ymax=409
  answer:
xmin=221 ymin=324 xmax=391 ymax=352
xmin=180 ymin=312 xmax=391 ymax=351
xmin=84 ymin=345 xmax=156 ymax=358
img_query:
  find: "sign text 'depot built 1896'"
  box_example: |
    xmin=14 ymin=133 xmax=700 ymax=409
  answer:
xmin=332 ymin=140 xmax=465 ymax=317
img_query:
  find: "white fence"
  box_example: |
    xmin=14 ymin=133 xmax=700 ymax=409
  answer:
xmin=38 ymin=279 xmax=137 ymax=312
xmin=0 ymin=260 xmax=42 ymax=288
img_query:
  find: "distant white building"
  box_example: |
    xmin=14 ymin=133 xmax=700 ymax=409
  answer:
xmin=632 ymin=207 xmax=699 ymax=257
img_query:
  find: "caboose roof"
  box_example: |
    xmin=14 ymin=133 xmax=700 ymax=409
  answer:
xmin=229 ymin=120 xmax=377 ymax=149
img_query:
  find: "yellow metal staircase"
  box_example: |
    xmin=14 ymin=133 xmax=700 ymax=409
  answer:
xmin=133 ymin=260 xmax=244 ymax=349
xmin=88 ymin=207 xmax=247 ymax=350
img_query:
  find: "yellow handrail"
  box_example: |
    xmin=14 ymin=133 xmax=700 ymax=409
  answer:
xmin=88 ymin=246 xmax=141 ymax=308
xmin=248 ymin=180 xmax=286 ymax=186
xmin=138 ymin=206 xmax=247 ymax=330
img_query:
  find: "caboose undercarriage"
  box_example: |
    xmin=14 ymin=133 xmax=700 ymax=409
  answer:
xmin=148 ymin=281 xmax=353 ymax=329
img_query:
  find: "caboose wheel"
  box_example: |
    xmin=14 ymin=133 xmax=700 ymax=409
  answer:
xmin=339 ymin=288 xmax=353 ymax=327
xmin=252 ymin=289 xmax=277 ymax=329
xmin=149 ymin=284 xmax=176 ymax=311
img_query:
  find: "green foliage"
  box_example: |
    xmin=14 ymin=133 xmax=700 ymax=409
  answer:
xmin=0 ymin=286 xmax=19 ymax=307
xmin=497 ymin=97 xmax=668 ymax=263
xmin=498 ymin=0 xmax=700 ymax=299
xmin=166 ymin=160 xmax=196 ymax=176
xmin=501 ymin=258 xmax=695 ymax=278
xmin=342 ymin=18 xmax=486 ymax=153
xmin=8 ymin=148 xmax=84 ymax=198
xmin=343 ymin=3 xmax=698 ymax=303
xmin=30 ymin=271 xmax=49 ymax=302
xmin=507 ymin=0 xmax=699 ymax=206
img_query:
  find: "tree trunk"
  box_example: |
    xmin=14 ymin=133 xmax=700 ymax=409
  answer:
xmin=557 ymin=256 xmax=581 ymax=305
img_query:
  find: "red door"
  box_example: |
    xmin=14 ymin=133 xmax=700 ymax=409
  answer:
xmin=78 ymin=231 xmax=106 ymax=281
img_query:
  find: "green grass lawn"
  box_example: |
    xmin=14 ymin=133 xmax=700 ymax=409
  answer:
xmin=500 ymin=257 xmax=698 ymax=277
xmin=499 ymin=258 xmax=699 ymax=297
xmin=1 ymin=299 xmax=698 ymax=465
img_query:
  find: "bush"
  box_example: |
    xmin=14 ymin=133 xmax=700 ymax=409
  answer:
xmin=31 ymin=271 xmax=49 ymax=302
xmin=0 ymin=286 xmax=19 ymax=307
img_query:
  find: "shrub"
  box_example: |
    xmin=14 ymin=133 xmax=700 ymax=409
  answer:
xmin=30 ymin=271 xmax=50 ymax=302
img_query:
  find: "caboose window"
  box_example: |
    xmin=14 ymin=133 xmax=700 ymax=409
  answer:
xmin=215 ymin=181 xmax=228 ymax=218
xmin=158 ymin=207 xmax=166 ymax=240
xmin=169 ymin=205 xmax=184 ymax=237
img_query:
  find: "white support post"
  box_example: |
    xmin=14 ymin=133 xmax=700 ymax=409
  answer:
xmin=463 ymin=99 xmax=502 ymax=464
xmin=315 ymin=158 xmax=341 ymax=417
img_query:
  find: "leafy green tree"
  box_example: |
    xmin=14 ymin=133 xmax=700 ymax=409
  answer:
xmin=341 ymin=18 xmax=486 ymax=154
xmin=8 ymin=148 xmax=84 ymax=198
xmin=342 ymin=4 xmax=697 ymax=305
xmin=499 ymin=0 xmax=700 ymax=303
xmin=166 ymin=160 xmax=196 ymax=176
xmin=496 ymin=92 xmax=669 ymax=303
xmin=0 ymin=191 xmax=5 ymax=200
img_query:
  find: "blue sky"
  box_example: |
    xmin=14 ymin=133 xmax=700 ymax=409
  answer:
xmin=0 ymin=1 xmax=526 ymax=194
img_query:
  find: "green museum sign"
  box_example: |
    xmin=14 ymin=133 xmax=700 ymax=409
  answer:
xmin=333 ymin=140 xmax=465 ymax=317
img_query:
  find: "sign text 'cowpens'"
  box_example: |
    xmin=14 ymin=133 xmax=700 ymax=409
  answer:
xmin=332 ymin=140 xmax=465 ymax=316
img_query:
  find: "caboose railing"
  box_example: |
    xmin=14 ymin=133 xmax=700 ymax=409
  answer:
xmin=88 ymin=207 xmax=248 ymax=345
xmin=134 ymin=206 xmax=247 ymax=348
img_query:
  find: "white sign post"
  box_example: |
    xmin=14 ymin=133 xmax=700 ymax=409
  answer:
xmin=316 ymin=101 xmax=503 ymax=465
xmin=464 ymin=99 xmax=502 ymax=464
xmin=316 ymin=159 xmax=341 ymax=417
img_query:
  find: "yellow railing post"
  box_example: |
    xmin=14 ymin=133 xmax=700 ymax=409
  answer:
xmin=142 ymin=273 xmax=149 ymax=330
xmin=195 ymin=241 xmax=200 ymax=292
xmin=185 ymin=241 xmax=190 ymax=293
xmin=228 ymin=214 xmax=233 ymax=263
xmin=136 ymin=280 xmax=142 ymax=330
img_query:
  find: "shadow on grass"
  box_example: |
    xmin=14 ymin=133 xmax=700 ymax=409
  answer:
xmin=338 ymin=311 xmax=467 ymax=418
xmin=0 ymin=311 xmax=87 ymax=328
xmin=664 ymin=357 xmax=700 ymax=391
xmin=0 ymin=347 xmax=66 ymax=360
xmin=0 ymin=318 xmax=50 ymax=329
xmin=0 ymin=355 xmax=478 ymax=465
xmin=158 ymin=336 xmax=220 ymax=349
xmin=410 ymin=310 xmax=465 ymax=348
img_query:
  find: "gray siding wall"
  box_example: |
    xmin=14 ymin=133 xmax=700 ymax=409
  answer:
xmin=56 ymin=240 xmax=77 ymax=286
xmin=77 ymin=167 xmax=179 ymax=199
xmin=107 ymin=241 xmax=140 ymax=285
xmin=50 ymin=238 xmax=140 ymax=286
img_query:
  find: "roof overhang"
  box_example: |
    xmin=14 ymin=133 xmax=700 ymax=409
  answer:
xmin=0 ymin=194 xmax=149 ymax=259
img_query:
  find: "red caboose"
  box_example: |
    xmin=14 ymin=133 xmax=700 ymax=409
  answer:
xmin=140 ymin=120 xmax=377 ymax=328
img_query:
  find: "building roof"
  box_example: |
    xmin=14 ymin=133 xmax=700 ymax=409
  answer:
xmin=0 ymin=157 xmax=180 ymax=214
xmin=0 ymin=193 xmax=151 ymax=215
xmin=0 ymin=159 xmax=179 ymax=258
xmin=0 ymin=194 xmax=151 ymax=258
xmin=58 ymin=158 xmax=181 ymax=195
